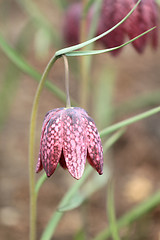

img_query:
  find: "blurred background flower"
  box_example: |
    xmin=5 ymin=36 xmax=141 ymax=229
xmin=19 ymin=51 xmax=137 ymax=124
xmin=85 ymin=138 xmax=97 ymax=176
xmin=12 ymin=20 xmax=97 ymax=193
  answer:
xmin=63 ymin=0 xmax=158 ymax=55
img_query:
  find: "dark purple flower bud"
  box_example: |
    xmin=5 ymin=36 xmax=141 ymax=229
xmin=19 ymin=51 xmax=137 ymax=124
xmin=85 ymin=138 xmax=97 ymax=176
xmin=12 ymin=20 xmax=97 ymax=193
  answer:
xmin=63 ymin=3 xmax=94 ymax=46
xmin=36 ymin=107 xmax=103 ymax=180
xmin=99 ymin=0 xmax=158 ymax=54
xmin=63 ymin=3 xmax=81 ymax=46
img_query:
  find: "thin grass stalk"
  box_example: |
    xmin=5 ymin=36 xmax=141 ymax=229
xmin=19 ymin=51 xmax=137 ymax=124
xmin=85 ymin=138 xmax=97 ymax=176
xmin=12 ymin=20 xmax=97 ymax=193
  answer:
xmin=94 ymin=190 xmax=160 ymax=240
xmin=107 ymin=180 xmax=121 ymax=240
xmin=29 ymin=54 xmax=58 ymax=240
xmin=80 ymin=0 xmax=89 ymax=108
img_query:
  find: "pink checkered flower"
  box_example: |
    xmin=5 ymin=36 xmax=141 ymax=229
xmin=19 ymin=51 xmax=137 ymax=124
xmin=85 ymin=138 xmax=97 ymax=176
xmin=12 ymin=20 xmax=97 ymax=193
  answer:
xmin=63 ymin=0 xmax=158 ymax=55
xmin=98 ymin=0 xmax=158 ymax=54
xmin=36 ymin=107 xmax=103 ymax=180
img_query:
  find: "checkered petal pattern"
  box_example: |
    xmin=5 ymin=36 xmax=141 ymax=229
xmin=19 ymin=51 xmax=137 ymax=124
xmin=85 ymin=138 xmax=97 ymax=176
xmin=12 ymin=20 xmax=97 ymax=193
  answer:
xmin=36 ymin=107 xmax=103 ymax=180
xmin=63 ymin=0 xmax=158 ymax=55
xmin=99 ymin=0 xmax=158 ymax=54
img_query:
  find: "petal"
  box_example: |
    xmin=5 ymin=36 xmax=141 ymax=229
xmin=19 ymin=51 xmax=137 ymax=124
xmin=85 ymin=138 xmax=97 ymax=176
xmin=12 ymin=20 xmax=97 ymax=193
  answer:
xmin=62 ymin=108 xmax=87 ymax=180
xmin=36 ymin=152 xmax=43 ymax=173
xmin=99 ymin=0 xmax=126 ymax=54
xmin=42 ymin=108 xmax=64 ymax=131
xmin=41 ymin=112 xmax=63 ymax=177
xmin=59 ymin=150 xmax=67 ymax=169
xmin=63 ymin=3 xmax=81 ymax=46
xmin=36 ymin=108 xmax=63 ymax=174
xmin=85 ymin=117 xmax=103 ymax=175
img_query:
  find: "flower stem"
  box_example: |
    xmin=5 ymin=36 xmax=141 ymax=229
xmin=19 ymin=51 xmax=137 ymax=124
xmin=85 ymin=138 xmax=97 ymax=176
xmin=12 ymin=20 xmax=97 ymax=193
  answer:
xmin=107 ymin=180 xmax=121 ymax=240
xmin=80 ymin=0 xmax=89 ymax=109
xmin=29 ymin=54 xmax=58 ymax=240
xmin=62 ymin=55 xmax=71 ymax=108
xmin=100 ymin=105 xmax=160 ymax=137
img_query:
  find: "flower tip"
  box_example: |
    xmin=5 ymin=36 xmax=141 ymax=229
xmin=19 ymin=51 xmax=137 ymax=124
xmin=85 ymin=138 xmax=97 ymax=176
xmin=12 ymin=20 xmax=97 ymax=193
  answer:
xmin=99 ymin=170 xmax=103 ymax=175
xmin=46 ymin=172 xmax=52 ymax=178
xmin=35 ymin=157 xmax=43 ymax=173
xmin=68 ymin=167 xmax=85 ymax=180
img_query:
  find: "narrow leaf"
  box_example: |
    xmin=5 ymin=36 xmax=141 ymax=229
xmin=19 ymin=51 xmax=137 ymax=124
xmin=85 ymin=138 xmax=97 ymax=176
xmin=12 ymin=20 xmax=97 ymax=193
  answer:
xmin=107 ymin=180 xmax=121 ymax=240
xmin=0 ymin=33 xmax=76 ymax=105
xmin=94 ymin=190 xmax=160 ymax=240
xmin=103 ymin=128 xmax=126 ymax=153
xmin=100 ymin=105 xmax=160 ymax=138
xmin=66 ymin=27 xmax=156 ymax=57
xmin=58 ymin=192 xmax=85 ymax=212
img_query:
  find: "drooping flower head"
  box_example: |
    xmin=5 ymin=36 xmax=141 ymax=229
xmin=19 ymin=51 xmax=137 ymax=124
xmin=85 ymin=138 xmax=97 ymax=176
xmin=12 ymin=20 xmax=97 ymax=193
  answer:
xmin=99 ymin=0 xmax=158 ymax=54
xmin=36 ymin=107 xmax=103 ymax=180
xmin=63 ymin=0 xmax=158 ymax=55
xmin=63 ymin=2 xmax=93 ymax=46
xmin=63 ymin=3 xmax=81 ymax=46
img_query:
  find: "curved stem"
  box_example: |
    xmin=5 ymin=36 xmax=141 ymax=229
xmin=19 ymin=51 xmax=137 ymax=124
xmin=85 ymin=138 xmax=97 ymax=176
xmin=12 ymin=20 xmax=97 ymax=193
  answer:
xmin=100 ymin=105 xmax=160 ymax=138
xmin=29 ymin=54 xmax=58 ymax=240
xmin=62 ymin=55 xmax=71 ymax=107
xmin=80 ymin=0 xmax=88 ymax=44
xmin=80 ymin=0 xmax=89 ymax=109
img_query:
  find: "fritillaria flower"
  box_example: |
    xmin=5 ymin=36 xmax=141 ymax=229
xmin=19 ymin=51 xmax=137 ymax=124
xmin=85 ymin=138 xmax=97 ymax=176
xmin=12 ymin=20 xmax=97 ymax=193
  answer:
xmin=63 ymin=3 xmax=81 ymax=46
xmin=63 ymin=0 xmax=158 ymax=55
xmin=99 ymin=0 xmax=158 ymax=54
xmin=36 ymin=107 xmax=103 ymax=180
xmin=63 ymin=2 xmax=93 ymax=46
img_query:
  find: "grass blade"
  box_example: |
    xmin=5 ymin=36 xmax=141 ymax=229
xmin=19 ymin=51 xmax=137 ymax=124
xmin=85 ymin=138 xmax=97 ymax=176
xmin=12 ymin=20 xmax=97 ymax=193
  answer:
xmin=100 ymin=105 xmax=160 ymax=138
xmin=94 ymin=190 xmax=160 ymax=240
xmin=66 ymin=27 xmax=156 ymax=57
xmin=0 ymin=33 xmax=76 ymax=105
xmin=107 ymin=180 xmax=121 ymax=240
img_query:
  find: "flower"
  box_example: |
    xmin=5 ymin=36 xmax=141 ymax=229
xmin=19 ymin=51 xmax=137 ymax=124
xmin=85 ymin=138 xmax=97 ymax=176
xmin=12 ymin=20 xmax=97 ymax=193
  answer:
xmin=36 ymin=107 xmax=103 ymax=180
xmin=98 ymin=0 xmax=158 ymax=54
xmin=63 ymin=2 xmax=93 ymax=46
xmin=63 ymin=3 xmax=81 ymax=46
xmin=63 ymin=0 xmax=158 ymax=55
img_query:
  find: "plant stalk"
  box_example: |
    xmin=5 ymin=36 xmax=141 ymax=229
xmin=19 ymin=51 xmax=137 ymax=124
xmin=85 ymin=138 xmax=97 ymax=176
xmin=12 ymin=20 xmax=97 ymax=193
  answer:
xmin=29 ymin=54 xmax=58 ymax=240
xmin=62 ymin=55 xmax=71 ymax=107
xmin=80 ymin=0 xmax=89 ymax=109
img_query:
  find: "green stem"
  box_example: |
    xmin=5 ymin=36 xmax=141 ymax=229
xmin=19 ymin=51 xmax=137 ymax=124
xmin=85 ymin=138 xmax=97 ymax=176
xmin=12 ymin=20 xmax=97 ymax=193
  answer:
xmin=80 ymin=0 xmax=89 ymax=109
xmin=94 ymin=190 xmax=160 ymax=240
xmin=113 ymin=90 xmax=160 ymax=118
xmin=0 ymin=33 xmax=77 ymax=105
xmin=35 ymin=173 xmax=47 ymax=198
xmin=100 ymin=105 xmax=160 ymax=137
xmin=107 ymin=180 xmax=121 ymax=240
xmin=62 ymin=55 xmax=71 ymax=108
xmin=40 ymin=166 xmax=93 ymax=240
xmin=29 ymin=54 xmax=59 ymax=240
